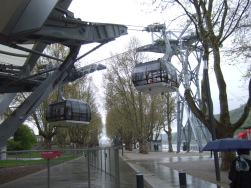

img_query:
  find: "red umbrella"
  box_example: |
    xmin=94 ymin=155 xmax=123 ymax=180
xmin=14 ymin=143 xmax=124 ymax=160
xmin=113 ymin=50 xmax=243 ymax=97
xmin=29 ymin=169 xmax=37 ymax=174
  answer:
xmin=237 ymin=132 xmax=248 ymax=139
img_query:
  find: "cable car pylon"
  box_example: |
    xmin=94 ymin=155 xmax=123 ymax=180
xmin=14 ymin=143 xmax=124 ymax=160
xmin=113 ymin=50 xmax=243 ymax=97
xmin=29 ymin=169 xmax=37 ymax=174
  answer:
xmin=134 ymin=22 xmax=211 ymax=153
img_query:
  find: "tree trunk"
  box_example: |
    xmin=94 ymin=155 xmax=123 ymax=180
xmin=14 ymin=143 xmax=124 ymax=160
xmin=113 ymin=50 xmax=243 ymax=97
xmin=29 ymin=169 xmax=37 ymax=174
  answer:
xmin=125 ymin=141 xmax=132 ymax=151
xmin=164 ymin=130 xmax=174 ymax=152
xmin=163 ymin=93 xmax=175 ymax=153
xmin=44 ymin=138 xmax=52 ymax=149
xmin=132 ymin=140 xmax=137 ymax=149
xmin=217 ymin=129 xmax=236 ymax=171
xmin=168 ymin=133 xmax=173 ymax=152
xmin=139 ymin=138 xmax=148 ymax=154
xmin=56 ymin=128 xmax=67 ymax=149
xmin=221 ymin=152 xmax=236 ymax=171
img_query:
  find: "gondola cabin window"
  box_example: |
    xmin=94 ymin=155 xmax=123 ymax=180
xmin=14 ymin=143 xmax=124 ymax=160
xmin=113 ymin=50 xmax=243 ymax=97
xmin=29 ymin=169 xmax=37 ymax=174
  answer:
xmin=132 ymin=59 xmax=179 ymax=94
xmin=65 ymin=102 xmax=71 ymax=120
xmin=71 ymin=101 xmax=80 ymax=121
xmin=46 ymin=99 xmax=91 ymax=127
xmin=55 ymin=103 xmax=65 ymax=121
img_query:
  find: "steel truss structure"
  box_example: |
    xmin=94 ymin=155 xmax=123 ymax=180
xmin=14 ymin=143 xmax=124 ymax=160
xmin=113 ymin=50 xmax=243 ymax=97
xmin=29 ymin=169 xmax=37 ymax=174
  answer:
xmin=0 ymin=0 xmax=127 ymax=147
xmin=137 ymin=23 xmax=211 ymax=152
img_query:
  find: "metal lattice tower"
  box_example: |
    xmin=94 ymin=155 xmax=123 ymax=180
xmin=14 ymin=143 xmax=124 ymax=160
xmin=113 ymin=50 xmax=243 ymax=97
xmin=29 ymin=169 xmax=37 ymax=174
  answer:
xmin=137 ymin=22 xmax=211 ymax=152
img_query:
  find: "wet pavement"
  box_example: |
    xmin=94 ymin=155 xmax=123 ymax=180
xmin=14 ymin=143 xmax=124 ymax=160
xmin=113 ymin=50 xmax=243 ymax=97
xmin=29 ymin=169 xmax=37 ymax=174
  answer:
xmin=125 ymin=158 xmax=222 ymax=188
xmin=1 ymin=155 xmax=152 ymax=188
xmin=1 ymin=150 xmax=228 ymax=188
xmin=122 ymin=150 xmax=228 ymax=188
xmin=1 ymin=157 xmax=118 ymax=188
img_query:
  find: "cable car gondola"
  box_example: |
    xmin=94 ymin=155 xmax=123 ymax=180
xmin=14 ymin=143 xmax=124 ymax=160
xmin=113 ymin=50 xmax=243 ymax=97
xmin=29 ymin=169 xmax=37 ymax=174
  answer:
xmin=46 ymin=99 xmax=91 ymax=127
xmin=132 ymin=59 xmax=179 ymax=94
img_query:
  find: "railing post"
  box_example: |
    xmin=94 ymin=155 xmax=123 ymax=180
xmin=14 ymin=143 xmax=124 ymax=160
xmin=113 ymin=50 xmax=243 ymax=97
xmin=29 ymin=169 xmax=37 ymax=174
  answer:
xmin=100 ymin=149 xmax=102 ymax=171
xmin=87 ymin=150 xmax=91 ymax=188
xmin=109 ymin=149 xmax=111 ymax=175
xmin=115 ymin=148 xmax=120 ymax=188
xmin=105 ymin=149 xmax=107 ymax=173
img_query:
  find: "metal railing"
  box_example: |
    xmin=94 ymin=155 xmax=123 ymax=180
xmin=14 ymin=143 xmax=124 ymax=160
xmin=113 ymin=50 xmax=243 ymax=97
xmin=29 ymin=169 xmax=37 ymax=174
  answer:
xmin=0 ymin=147 xmax=120 ymax=188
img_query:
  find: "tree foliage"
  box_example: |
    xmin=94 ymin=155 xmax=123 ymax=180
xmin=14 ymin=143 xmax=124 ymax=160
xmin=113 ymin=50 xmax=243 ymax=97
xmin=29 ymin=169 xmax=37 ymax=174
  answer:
xmin=226 ymin=6 xmax=251 ymax=81
xmin=26 ymin=44 xmax=70 ymax=149
xmin=7 ymin=124 xmax=36 ymax=150
xmin=67 ymin=77 xmax=103 ymax=148
xmin=104 ymin=37 xmax=176 ymax=153
xmin=162 ymin=93 xmax=177 ymax=152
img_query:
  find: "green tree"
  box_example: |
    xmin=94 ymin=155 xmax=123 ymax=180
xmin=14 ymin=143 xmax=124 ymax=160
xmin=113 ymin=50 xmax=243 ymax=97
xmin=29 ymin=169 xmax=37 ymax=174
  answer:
xmin=17 ymin=44 xmax=70 ymax=149
xmin=67 ymin=77 xmax=103 ymax=148
xmin=162 ymin=93 xmax=177 ymax=153
xmin=104 ymin=38 xmax=149 ymax=153
xmin=104 ymin=37 xmax=173 ymax=153
xmin=226 ymin=7 xmax=251 ymax=81
xmin=7 ymin=124 xmax=36 ymax=150
xmin=55 ymin=127 xmax=68 ymax=149
xmin=10 ymin=91 xmax=57 ymax=149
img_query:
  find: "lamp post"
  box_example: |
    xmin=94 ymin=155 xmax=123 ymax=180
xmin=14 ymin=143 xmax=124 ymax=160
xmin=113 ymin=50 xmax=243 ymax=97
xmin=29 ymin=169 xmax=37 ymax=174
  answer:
xmin=203 ymin=55 xmax=221 ymax=182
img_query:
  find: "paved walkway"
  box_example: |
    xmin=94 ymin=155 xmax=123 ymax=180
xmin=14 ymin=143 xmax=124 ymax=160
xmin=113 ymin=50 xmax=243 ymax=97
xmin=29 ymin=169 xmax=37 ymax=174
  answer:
xmin=1 ymin=154 xmax=152 ymax=188
xmin=1 ymin=149 xmax=230 ymax=188
xmin=121 ymin=149 xmax=229 ymax=188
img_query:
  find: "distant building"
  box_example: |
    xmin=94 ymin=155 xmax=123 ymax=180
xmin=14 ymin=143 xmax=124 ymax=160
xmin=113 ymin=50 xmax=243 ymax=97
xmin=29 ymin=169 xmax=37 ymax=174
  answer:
xmin=35 ymin=135 xmax=44 ymax=142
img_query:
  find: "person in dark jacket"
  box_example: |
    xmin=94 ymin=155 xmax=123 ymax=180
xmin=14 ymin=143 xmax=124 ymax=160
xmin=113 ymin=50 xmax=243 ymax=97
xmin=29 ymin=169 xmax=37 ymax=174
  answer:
xmin=228 ymin=148 xmax=251 ymax=188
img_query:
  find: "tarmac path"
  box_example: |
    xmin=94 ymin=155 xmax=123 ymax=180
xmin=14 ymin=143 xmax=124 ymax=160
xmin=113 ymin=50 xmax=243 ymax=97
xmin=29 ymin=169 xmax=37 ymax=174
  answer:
xmin=1 ymin=149 xmax=230 ymax=188
xmin=121 ymin=149 xmax=230 ymax=188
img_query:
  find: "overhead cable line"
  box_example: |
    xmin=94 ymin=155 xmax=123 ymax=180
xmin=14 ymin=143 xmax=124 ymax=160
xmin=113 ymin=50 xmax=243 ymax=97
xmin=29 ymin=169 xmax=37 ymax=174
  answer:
xmin=125 ymin=24 xmax=146 ymax=28
xmin=128 ymin=28 xmax=146 ymax=31
xmin=82 ymin=50 xmax=133 ymax=66
xmin=234 ymin=64 xmax=245 ymax=76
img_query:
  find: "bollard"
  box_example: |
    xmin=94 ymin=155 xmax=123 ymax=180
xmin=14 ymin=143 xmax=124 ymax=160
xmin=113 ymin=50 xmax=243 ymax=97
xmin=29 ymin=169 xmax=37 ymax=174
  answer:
xmin=179 ymin=170 xmax=187 ymax=187
xmin=136 ymin=173 xmax=144 ymax=188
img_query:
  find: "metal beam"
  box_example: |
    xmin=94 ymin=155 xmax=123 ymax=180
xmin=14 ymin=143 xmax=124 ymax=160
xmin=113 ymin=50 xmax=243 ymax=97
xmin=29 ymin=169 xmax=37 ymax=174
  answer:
xmin=0 ymin=46 xmax=80 ymax=147
xmin=0 ymin=42 xmax=47 ymax=113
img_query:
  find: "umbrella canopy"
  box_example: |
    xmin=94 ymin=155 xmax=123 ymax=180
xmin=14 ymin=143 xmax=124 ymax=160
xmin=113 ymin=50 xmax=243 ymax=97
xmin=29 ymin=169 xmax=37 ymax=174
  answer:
xmin=203 ymin=138 xmax=251 ymax=152
xmin=237 ymin=132 xmax=248 ymax=139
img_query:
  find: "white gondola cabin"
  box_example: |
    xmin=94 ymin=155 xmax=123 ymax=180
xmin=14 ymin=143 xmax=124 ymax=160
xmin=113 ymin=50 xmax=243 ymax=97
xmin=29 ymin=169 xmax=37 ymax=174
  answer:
xmin=46 ymin=99 xmax=91 ymax=127
xmin=132 ymin=59 xmax=179 ymax=94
